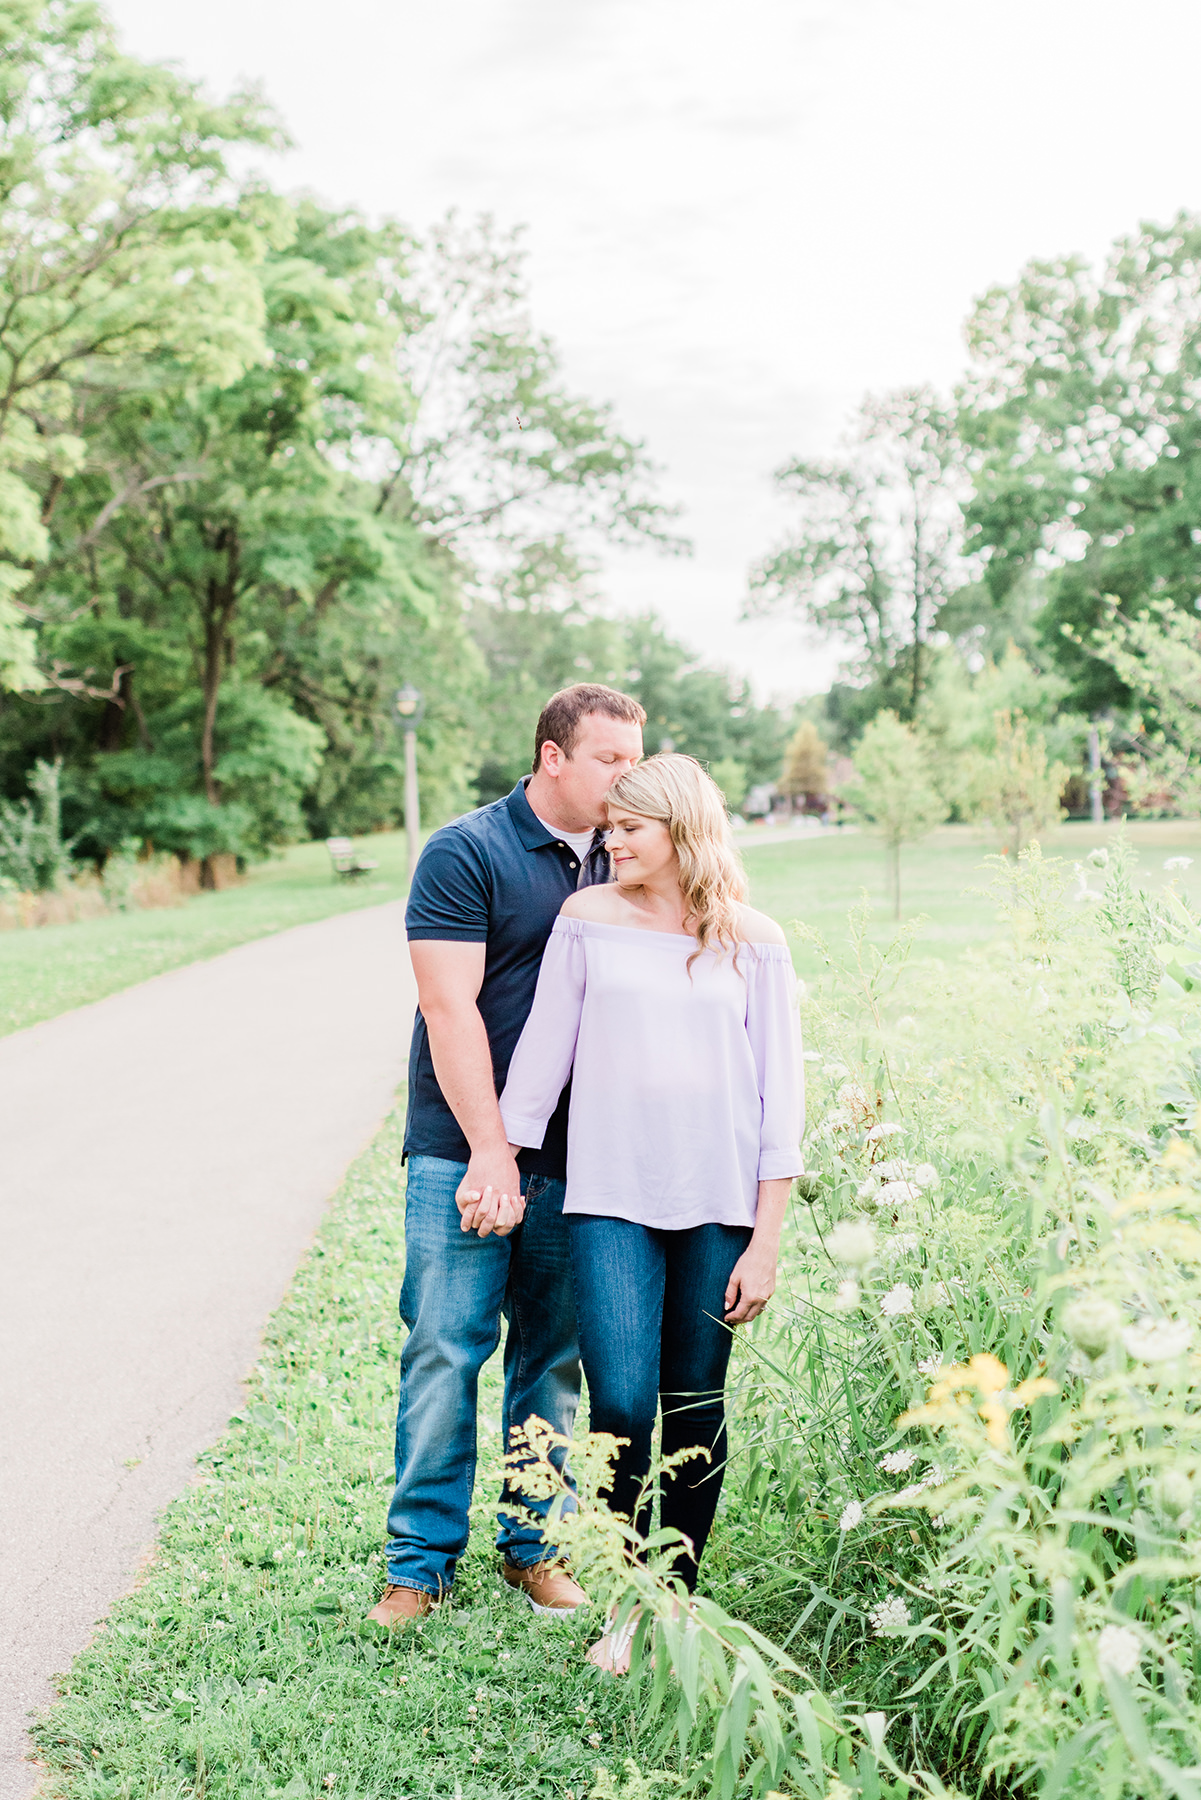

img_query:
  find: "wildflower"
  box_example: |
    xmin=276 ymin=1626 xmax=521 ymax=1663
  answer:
xmin=1165 ymin=855 xmax=1193 ymax=871
xmin=821 ymin=1107 xmax=854 ymax=1133
xmin=839 ymin=1500 xmax=864 ymax=1531
xmin=879 ymin=1283 xmax=914 ymax=1318
xmin=834 ymin=1278 xmax=861 ymax=1312
xmin=873 ymin=1159 xmax=907 ymax=1181
xmin=857 ymin=1178 xmax=879 ymax=1201
xmin=867 ymin=1121 xmax=904 ymax=1142
xmin=827 ymin=1784 xmax=856 ymax=1800
xmin=822 ymin=1061 xmax=849 ymax=1079
xmin=588 ymin=1733 xmax=603 ymax=1749
xmin=868 ymin=1597 xmax=910 ymax=1638
xmin=499 ymin=1651 xmax=511 ymax=1661
xmin=466 ymin=1704 xmax=478 ymax=1718
xmin=883 ymin=1232 xmax=919 ymax=1261
xmin=917 ymin=1354 xmax=944 ymax=1376
xmin=875 ymin=1180 xmax=921 ymax=1207
xmin=1063 ymin=1296 xmax=1121 ymax=1360
xmin=930 ymin=1279 xmax=965 ymax=1308
xmin=1158 ymin=1470 xmax=1193 ymax=1519
xmin=1097 ymin=1624 xmax=1140 ymax=1678
xmin=878 ymin=1449 xmax=917 ymax=1474
xmin=475 ymin=1686 xmax=488 ymax=1704
xmin=827 ymin=1220 xmax=877 ymax=1266
xmin=324 ymin=1780 xmax=336 ymax=1792
xmin=912 ymin=1163 xmax=939 ymax=1190
xmin=1122 ymin=1318 xmax=1192 ymax=1362
xmin=1087 ymin=847 xmax=1109 ymax=869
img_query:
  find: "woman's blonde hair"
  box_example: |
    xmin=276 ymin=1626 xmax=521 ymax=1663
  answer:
xmin=606 ymin=753 xmax=748 ymax=961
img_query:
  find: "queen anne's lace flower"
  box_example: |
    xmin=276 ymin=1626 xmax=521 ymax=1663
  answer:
xmin=876 ymin=1180 xmax=921 ymax=1207
xmin=827 ymin=1221 xmax=877 ymax=1266
xmin=868 ymin=1597 xmax=910 ymax=1638
xmin=839 ymin=1500 xmax=864 ymax=1531
xmin=834 ymin=1278 xmax=861 ymax=1312
xmin=872 ymin=1159 xmax=907 ymax=1181
xmin=878 ymin=1449 xmax=917 ymax=1474
xmin=912 ymin=1162 xmax=939 ymax=1190
xmin=1122 ymin=1318 xmax=1192 ymax=1363
xmin=1097 ymin=1624 xmax=1140 ymax=1677
xmin=879 ymin=1283 xmax=914 ymax=1317
xmin=883 ymin=1232 xmax=919 ymax=1261
xmin=1165 ymin=856 xmax=1193 ymax=871
xmin=867 ymin=1121 xmax=905 ymax=1142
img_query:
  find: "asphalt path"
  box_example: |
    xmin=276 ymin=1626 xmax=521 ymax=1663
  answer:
xmin=0 ymin=902 xmax=416 ymax=1800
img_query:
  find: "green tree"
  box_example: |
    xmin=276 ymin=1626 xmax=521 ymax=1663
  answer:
xmin=0 ymin=0 xmax=279 ymax=693
xmin=972 ymin=709 xmax=1069 ymax=855
xmin=749 ymin=388 xmax=968 ymax=711
xmin=842 ymin=711 xmax=949 ymax=918
xmin=959 ymin=212 xmax=1201 ymax=711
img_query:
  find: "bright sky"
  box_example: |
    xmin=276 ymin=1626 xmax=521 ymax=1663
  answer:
xmin=109 ymin=0 xmax=1201 ymax=700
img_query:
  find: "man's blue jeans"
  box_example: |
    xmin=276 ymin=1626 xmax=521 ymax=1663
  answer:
xmin=384 ymin=1155 xmax=580 ymax=1594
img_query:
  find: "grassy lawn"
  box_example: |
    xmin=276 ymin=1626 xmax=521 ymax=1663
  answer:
xmin=740 ymin=817 xmax=1201 ymax=980
xmin=0 ymin=832 xmax=413 ymax=1038
xmin=30 ymin=1099 xmax=777 ymax=1800
xmin=7 ymin=816 xmax=1201 ymax=1040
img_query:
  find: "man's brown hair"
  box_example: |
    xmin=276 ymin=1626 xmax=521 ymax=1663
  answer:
xmin=532 ymin=683 xmax=646 ymax=773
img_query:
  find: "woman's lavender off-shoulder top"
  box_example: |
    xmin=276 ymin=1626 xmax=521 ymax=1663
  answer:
xmin=499 ymin=915 xmax=804 ymax=1230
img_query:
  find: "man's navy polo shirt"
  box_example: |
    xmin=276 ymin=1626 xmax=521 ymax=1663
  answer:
xmin=404 ymin=778 xmax=604 ymax=1177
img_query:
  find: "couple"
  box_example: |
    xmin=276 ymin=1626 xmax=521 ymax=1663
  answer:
xmin=368 ymin=683 xmax=803 ymax=1670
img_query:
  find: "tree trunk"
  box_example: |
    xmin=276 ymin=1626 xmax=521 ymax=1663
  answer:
xmin=199 ymin=531 xmax=239 ymax=806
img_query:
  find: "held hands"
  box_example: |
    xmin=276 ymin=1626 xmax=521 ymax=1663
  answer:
xmin=723 ymin=1237 xmax=778 ymax=1324
xmin=455 ymin=1148 xmax=525 ymax=1239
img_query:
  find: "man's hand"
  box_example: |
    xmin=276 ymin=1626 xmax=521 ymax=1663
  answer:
xmin=456 ymin=1148 xmax=523 ymax=1238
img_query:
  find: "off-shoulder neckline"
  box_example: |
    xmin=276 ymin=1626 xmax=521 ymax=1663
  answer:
xmin=553 ymin=915 xmax=789 ymax=954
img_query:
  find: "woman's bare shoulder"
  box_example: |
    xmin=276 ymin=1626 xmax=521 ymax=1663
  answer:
xmin=560 ymin=885 xmax=625 ymax=922
xmin=736 ymin=903 xmax=787 ymax=946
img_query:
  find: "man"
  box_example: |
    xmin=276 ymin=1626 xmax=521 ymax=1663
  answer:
xmin=368 ymin=683 xmax=646 ymax=1625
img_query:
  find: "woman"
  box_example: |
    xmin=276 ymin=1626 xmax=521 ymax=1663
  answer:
xmin=498 ymin=754 xmax=803 ymax=1670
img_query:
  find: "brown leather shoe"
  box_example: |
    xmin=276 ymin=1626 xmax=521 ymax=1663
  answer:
xmin=501 ymin=1557 xmax=588 ymax=1614
xmin=365 ymin=1583 xmax=435 ymax=1627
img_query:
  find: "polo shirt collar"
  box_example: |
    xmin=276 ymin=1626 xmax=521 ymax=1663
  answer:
xmin=506 ymin=777 xmax=561 ymax=851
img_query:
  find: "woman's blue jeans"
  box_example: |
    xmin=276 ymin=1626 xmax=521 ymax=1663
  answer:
xmin=384 ymin=1155 xmax=580 ymax=1595
xmin=568 ymin=1214 xmax=751 ymax=1590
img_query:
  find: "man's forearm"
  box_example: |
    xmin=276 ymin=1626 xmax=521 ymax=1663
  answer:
xmin=423 ymin=1001 xmax=510 ymax=1153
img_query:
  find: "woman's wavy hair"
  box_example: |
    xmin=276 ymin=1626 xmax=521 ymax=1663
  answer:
xmin=606 ymin=753 xmax=748 ymax=963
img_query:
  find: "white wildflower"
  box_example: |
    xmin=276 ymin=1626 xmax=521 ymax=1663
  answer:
xmin=1063 ymin=1296 xmax=1121 ymax=1359
xmin=475 ymin=1686 xmax=487 ymax=1703
xmin=878 ymin=1449 xmax=917 ymax=1474
xmin=1087 ymin=847 xmax=1109 ymax=869
xmin=868 ymin=1597 xmax=911 ymax=1638
xmin=834 ymin=1278 xmax=861 ymax=1312
xmin=836 ymin=1081 xmax=871 ymax=1108
xmin=1097 ymin=1624 xmax=1140 ymax=1678
xmin=917 ymin=1354 xmax=944 ymax=1377
xmin=588 ymin=1733 xmax=602 ymax=1748
xmin=839 ymin=1500 xmax=864 ymax=1531
xmin=875 ymin=1180 xmax=921 ymax=1207
xmin=883 ymin=1232 xmax=920 ymax=1261
xmin=822 ymin=1061 xmax=849 ymax=1079
xmin=931 ymin=1515 xmax=944 ymax=1529
xmin=827 ymin=1220 xmax=877 ymax=1266
xmin=857 ymin=1177 xmax=880 ymax=1201
xmin=822 ymin=1107 xmax=853 ymax=1132
xmin=873 ymin=1159 xmax=908 ymax=1181
xmin=499 ymin=1651 xmax=511 ymax=1661
xmin=1165 ymin=856 xmax=1193 ymax=871
xmin=930 ymin=1278 xmax=965 ymax=1308
xmin=912 ymin=1162 xmax=939 ymax=1190
xmin=466 ymin=1704 xmax=478 ymax=1718
xmin=867 ymin=1121 xmax=905 ymax=1142
xmin=1122 ymin=1318 xmax=1192 ymax=1362
xmin=879 ymin=1283 xmax=915 ymax=1318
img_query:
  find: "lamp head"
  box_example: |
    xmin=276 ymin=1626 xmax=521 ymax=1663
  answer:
xmin=395 ymin=682 xmax=424 ymax=727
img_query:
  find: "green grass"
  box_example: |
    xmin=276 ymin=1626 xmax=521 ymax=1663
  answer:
xmin=0 ymin=832 xmax=413 ymax=1038
xmin=31 ymin=1095 xmax=797 ymax=1800
xmin=740 ymin=817 xmax=1201 ymax=980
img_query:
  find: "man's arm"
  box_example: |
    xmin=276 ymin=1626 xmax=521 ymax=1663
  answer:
xmin=408 ymin=940 xmax=523 ymax=1237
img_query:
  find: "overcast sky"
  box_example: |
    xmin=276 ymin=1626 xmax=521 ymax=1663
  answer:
xmin=108 ymin=0 xmax=1201 ymax=700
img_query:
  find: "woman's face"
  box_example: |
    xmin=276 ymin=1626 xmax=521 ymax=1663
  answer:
xmin=606 ymin=805 xmax=678 ymax=887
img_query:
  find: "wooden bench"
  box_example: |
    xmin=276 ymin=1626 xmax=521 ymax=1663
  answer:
xmin=325 ymin=837 xmax=379 ymax=880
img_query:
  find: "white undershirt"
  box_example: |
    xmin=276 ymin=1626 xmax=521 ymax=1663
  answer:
xmin=530 ymin=814 xmax=597 ymax=863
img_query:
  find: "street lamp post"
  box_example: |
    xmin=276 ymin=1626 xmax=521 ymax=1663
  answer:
xmin=394 ymin=683 xmax=424 ymax=885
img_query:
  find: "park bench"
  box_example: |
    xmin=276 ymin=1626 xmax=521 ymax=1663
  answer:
xmin=325 ymin=837 xmax=379 ymax=880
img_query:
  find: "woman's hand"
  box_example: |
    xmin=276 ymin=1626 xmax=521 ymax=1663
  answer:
xmin=459 ymin=1185 xmax=526 ymax=1238
xmin=723 ymin=1239 xmax=777 ymax=1323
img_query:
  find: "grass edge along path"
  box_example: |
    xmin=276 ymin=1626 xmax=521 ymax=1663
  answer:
xmin=29 ymin=1099 xmax=652 ymax=1800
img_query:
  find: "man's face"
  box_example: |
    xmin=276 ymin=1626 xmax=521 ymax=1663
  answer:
xmin=545 ymin=712 xmax=643 ymax=826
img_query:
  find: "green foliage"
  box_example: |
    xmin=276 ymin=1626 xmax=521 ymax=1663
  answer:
xmin=971 ymin=709 xmax=1069 ymax=854
xmin=842 ymin=713 xmax=950 ymax=917
xmin=1091 ymin=600 xmax=1201 ymax=817
xmin=0 ymin=753 xmax=71 ymax=887
xmin=779 ymin=720 xmax=829 ymax=802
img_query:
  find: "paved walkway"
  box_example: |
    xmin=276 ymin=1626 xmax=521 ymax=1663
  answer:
xmin=0 ymin=903 xmax=416 ymax=1800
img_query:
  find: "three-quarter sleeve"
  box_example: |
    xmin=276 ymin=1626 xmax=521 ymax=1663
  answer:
xmin=744 ymin=946 xmax=805 ymax=1181
xmin=499 ymin=918 xmax=587 ymax=1149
